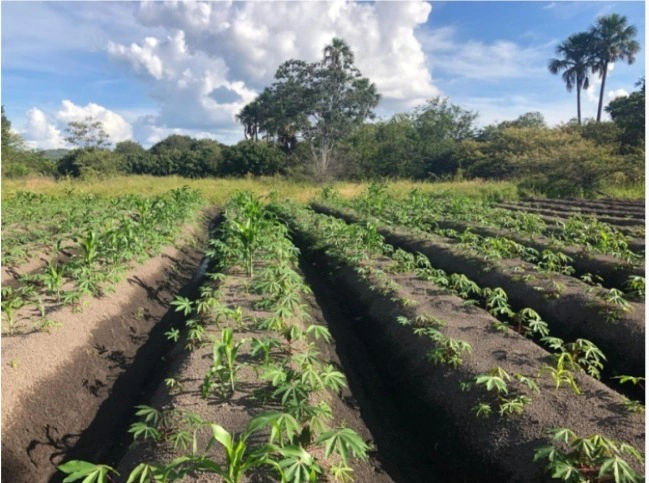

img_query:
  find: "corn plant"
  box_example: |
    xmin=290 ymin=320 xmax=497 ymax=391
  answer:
xmin=202 ymin=328 xmax=244 ymax=397
xmin=541 ymin=352 xmax=582 ymax=395
xmin=1 ymin=293 xmax=21 ymax=334
xmin=40 ymin=261 xmax=66 ymax=299
xmin=126 ymin=417 xmax=286 ymax=483
xmin=250 ymin=337 xmax=282 ymax=365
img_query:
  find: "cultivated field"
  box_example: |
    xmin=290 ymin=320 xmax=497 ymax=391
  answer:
xmin=1 ymin=178 xmax=645 ymax=483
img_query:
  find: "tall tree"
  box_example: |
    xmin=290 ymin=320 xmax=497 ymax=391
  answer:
xmin=2 ymin=105 xmax=25 ymax=155
xmin=548 ymin=32 xmax=594 ymax=125
xmin=64 ymin=116 xmax=111 ymax=149
xmin=238 ymin=38 xmax=380 ymax=179
xmin=589 ymin=13 xmax=640 ymax=122
xmin=323 ymin=37 xmax=353 ymax=70
xmin=605 ymin=77 xmax=645 ymax=151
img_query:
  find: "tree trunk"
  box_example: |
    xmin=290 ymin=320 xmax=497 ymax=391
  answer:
xmin=577 ymin=79 xmax=582 ymax=125
xmin=596 ymin=62 xmax=609 ymax=122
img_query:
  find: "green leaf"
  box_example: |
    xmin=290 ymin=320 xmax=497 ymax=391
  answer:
xmin=475 ymin=374 xmax=508 ymax=394
xmin=209 ymin=423 xmax=234 ymax=453
xmin=58 ymin=461 xmax=118 ymax=483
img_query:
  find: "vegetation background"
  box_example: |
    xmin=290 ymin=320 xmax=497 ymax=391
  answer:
xmin=1 ymin=15 xmax=644 ymax=200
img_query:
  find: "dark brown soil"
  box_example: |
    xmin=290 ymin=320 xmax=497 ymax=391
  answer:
xmin=312 ymin=204 xmax=645 ymax=381
xmin=298 ymin=254 xmax=444 ymax=482
xmin=522 ymin=197 xmax=645 ymax=211
xmin=429 ymin=219 xmax=643 ymax=290
xmin=115 ymin=257 xmax=398 ymax=482
xmin=289 ymin=218 xmax=645 ymax=482
xmin=1 ymin=213 xmax=214 ymax=483
xmin=512 ymin=201 xmax=644 ymax=219
xmin=496 ymin=203 xmax=645 ymax=229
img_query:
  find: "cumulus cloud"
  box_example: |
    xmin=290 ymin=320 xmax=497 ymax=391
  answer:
xmin=107 ymin=0 xmax=438 ymax=140
xmin=132 ymin=113 xmax=241 ymax=146
xmin=109 ymin=29 xmax=257 ymax=135
xmin=22 ymin=100 xmax=132 ymax=149
xmin=607 ymin=88 xmax=628 ymax=101
xmin=54 ymin=100 xmax=133 ymax=143
xmin=23 ymin=108 xmax=66 ymax=149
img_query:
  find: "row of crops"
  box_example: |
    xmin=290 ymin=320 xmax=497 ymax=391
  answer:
xmin=1 ymin=187 xmax=202 ymax=335
xmin=53 ymin=188 xmax=644 ymax=482
xmin=1 ymin=184 xmax=644 ymax=482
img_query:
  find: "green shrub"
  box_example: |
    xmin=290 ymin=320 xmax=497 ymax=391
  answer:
xmin=220 ymin=141 xmax=286 ymax=176
xmin=57 ymin=148 xmax=125 ymax=178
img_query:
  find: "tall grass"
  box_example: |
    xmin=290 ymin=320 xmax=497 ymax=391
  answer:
xmin=1 ymin=175 xmax=521 ymax=204
xmin=5 ymin=174 xmax=641 ymax=203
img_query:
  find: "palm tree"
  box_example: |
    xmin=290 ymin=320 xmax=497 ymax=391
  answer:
xmin=589 ymin=13 xmax=640 ymax=122
xmin=548 ymin=32 xmax=594 ymax=125
xmin=323 ymin=38 xmax=354 ymax=70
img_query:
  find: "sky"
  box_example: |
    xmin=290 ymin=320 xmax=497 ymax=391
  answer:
xmin=1 ymin=1 xmax=645 ymax=149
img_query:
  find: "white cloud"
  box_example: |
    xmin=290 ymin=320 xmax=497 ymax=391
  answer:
xmin=132 ymin=115 xmax=241 ymax=146
xmin=22 ymin=101 xmax=133 ymax=149
xmin=55 ymin=100 xmax=133 ymax=144
xmin=418 ymin=26 xmax=550 ymax=80
xmin=23 ymin=108 xmax=66 ymax=149
xmin=109 ymin=29 xmax=258 ymax=136
xmin=586 ymin=81 xmax=600 ymax=103
xmin=107 ymin=0 xmax=438 ymax=140
xmin=608 ymin=88 xmax=629 ymax=101
xmin=108 ymin=37 xmax=165 ymax=79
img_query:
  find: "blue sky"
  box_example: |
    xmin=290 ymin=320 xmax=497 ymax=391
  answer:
xmin=1 ymin=1 xmax=645 ymax=149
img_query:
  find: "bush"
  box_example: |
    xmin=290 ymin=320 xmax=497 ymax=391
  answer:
xmin=461 ymin=127 xmax=632 ymax=197
xmin=57 ymin=148 xmax=125 ymax=178
xmin=220 ymin=141 xmax=286 ymax=176
xmin=2 ymin=152 xmax=55 ymax=178
xmin=146 ymin=136 xmax=223 ymax=177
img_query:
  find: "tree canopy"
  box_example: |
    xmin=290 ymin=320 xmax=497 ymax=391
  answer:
xmin=605 ymin=78 xmax=645 ymax=151
xmin=64 ymin=116 xmax=111 ymax=149
xmin=238 ymin=37 xmax=380 ymax=179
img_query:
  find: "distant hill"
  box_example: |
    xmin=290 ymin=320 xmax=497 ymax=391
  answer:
xmin=38 ymin=149 xmax=70 ymax=161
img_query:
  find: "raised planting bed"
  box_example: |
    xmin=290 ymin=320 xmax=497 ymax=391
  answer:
xmin=496 ymin=203 xmax=645 ymax=229
xmin=1 ymin=210 xmax=214 ymax=483
xmin=312 ymin=204 xmax=645 ymax=382
xmin=522 ymin=197 xmax=645 ymax=210
xmin=280 ymin=203 xmax=645 ymax=482
xmin=513 ymin=200 xmax=644 ymax=219
xmin=426 ymin=219 xmax=643 ymax=291
xmin=340 ymin=187 xmax=644 ymax=262
xmin=58 ymin=193 xmax=413 ymax=483
xmin=1 ymin=187 xmax=205 ymax=337
xmin=541 ymin=219 xmax=645 ymax=248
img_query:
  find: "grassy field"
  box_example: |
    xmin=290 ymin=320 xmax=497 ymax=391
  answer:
xmin=1 ymin=175 xmax=520 ymax=204
xmin=2 ymin=175 xmax=643 ymax=204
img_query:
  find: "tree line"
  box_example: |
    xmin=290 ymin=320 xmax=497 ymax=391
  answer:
xmin=1 ymin=23 xmax=643 ymax=197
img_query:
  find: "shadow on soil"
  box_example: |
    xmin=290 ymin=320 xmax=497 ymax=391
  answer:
xmin=297 ymin=251 xmax=447 ymax=483
xmin=1 ymin=215 xmax=219 ymax=483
